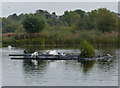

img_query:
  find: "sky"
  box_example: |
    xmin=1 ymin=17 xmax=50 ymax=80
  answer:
xmin=1 ymin=2 xmax=119 ymax=17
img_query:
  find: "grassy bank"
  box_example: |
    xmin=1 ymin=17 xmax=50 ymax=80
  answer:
xmin=2 ymin=27 xmax=119 ymax=47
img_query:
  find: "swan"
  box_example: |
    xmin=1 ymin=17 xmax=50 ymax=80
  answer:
xmin=48 ymin=50 xmax=58 ymax=55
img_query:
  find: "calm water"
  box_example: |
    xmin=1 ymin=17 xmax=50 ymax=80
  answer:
xmin=1 ymin=46 xmax=119 ymax=86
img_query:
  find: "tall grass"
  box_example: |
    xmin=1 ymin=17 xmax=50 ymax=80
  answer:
xmin=2 ymin=26 xmax=119 ymax=46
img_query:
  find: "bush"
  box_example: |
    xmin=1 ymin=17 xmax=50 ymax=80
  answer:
xmin=80 ymin=40 xmax=95 ymax=58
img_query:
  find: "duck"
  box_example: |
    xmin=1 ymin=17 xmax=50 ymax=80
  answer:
xmin=61 ymin=52 xmax=66 ymax=56
xmin=23 ymin=50 xmax=27 ymax=54
xmin=31 ymin=51 xmax=38 ymax=57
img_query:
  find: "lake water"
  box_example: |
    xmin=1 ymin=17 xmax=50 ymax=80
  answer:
xmin=1 ymin=45 xmax=119 ymax=86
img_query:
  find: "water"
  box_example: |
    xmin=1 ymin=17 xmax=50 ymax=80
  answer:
xmin=1 ymin=46 xmax=119 ymax=86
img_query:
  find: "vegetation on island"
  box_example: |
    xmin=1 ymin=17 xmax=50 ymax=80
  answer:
xmin=80 ymin=40 xmax=95 ymax=58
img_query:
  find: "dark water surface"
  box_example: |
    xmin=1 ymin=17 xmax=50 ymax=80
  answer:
xmin=1 ymin=45 xmax=119 ymax=86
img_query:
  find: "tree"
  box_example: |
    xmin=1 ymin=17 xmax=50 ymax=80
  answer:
xmin=60 ymin=11 xmax=80 ymax=26
xmin=2 ymin=17 xmax=24 ymax=33
xmin=86 ymin=9 xmax=98 ymax=30
xmin=8 ymin=13 xmax=19 ymax=21
xmin=96 ymin=8 xmax=118 ymax=32
xmin=75 ymin=9 xmax=86 ymax=18
xmin=22 ymin=14 xmax=46 ymax=33
xmin=76 ymin=18 xmax=89 ymax=30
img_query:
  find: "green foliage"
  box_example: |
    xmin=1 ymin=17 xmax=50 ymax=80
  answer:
xmin=2 ymin=8 xmax=119 ymax=46
xmin=8 ymin=13 xmax=20 ymax=21
xmin=60 ymin=11 xmax=80 ymax=26
xmin=87 ymin=8 xmax=118 ymax=31
xmin=2 ymin=8 xmax=118 ymax=34
xmin=2 ymin=18 xmax=24 ymax=33
xmin=80 ymin=40 xmax=95 ymax=58
xmin=22 ymin=14 xmax=47 ymax=33
xmin=2 ymin=37 xmax=45 ymax=46
xmin=74 ymin=9 xmax=86 ymax=18
xmin=76 ymin=18 xmax=89 ymax=30
xmin=2 ymin=28 xmax=119 ymax=46
xmin=97 ymin=8 xmax=118 ymax=32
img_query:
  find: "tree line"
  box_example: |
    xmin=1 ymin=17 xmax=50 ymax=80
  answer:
xmin=2 ymin=8 xmax=119 ymax=34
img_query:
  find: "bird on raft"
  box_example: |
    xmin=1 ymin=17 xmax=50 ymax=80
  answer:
xmin=48 ymin=50 xmax=59 ymax=55
xmin=31 ymin=51 xmax=38 ymax=57
xmin=48 ymin=50 xmax=66 ymax=56
xmin=61 ymin=52 xmax=66 ymax=56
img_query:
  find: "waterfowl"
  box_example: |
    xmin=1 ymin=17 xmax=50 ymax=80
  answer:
xmin=23 ymin=50 xmax=27 ymax=54
xmin=31 ymin=51 xmax=38 ymax=57
xmin=48 ymin=50 xmax=58 ymax=55
xmin=61 ymin=52 xmax=66 ymax=56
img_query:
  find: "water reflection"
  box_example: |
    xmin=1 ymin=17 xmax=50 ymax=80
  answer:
xmin=79 ymin=61 xmax=95 ymax=74
xmin=22 ymin=45 xmax=118 ymax=75
xmin=23 ymin=60 xmax=47 ymax=75
xmin=96 ymin=57 xmax=117 ymax=71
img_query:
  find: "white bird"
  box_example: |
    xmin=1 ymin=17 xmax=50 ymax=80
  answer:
xmin=61 ymin=52 xmax=66 ymax=56
xmin=8 ymin=45 xmax=12 ymax=49
xmin=31 ymin=51 xmax=38 ymax=57
xmin=48 ymin=50 xmax=58 ymax=55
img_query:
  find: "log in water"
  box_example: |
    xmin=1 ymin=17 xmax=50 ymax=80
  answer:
xmin=9 ymin=54 xmax=113 ymax=61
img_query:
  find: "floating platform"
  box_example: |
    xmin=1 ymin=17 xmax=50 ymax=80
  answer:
xmin=9 ymin=54 xmax=113 ymax=61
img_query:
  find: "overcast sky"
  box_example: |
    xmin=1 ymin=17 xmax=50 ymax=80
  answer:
xmin=2 ymin=2 xmax=118 ymax=17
